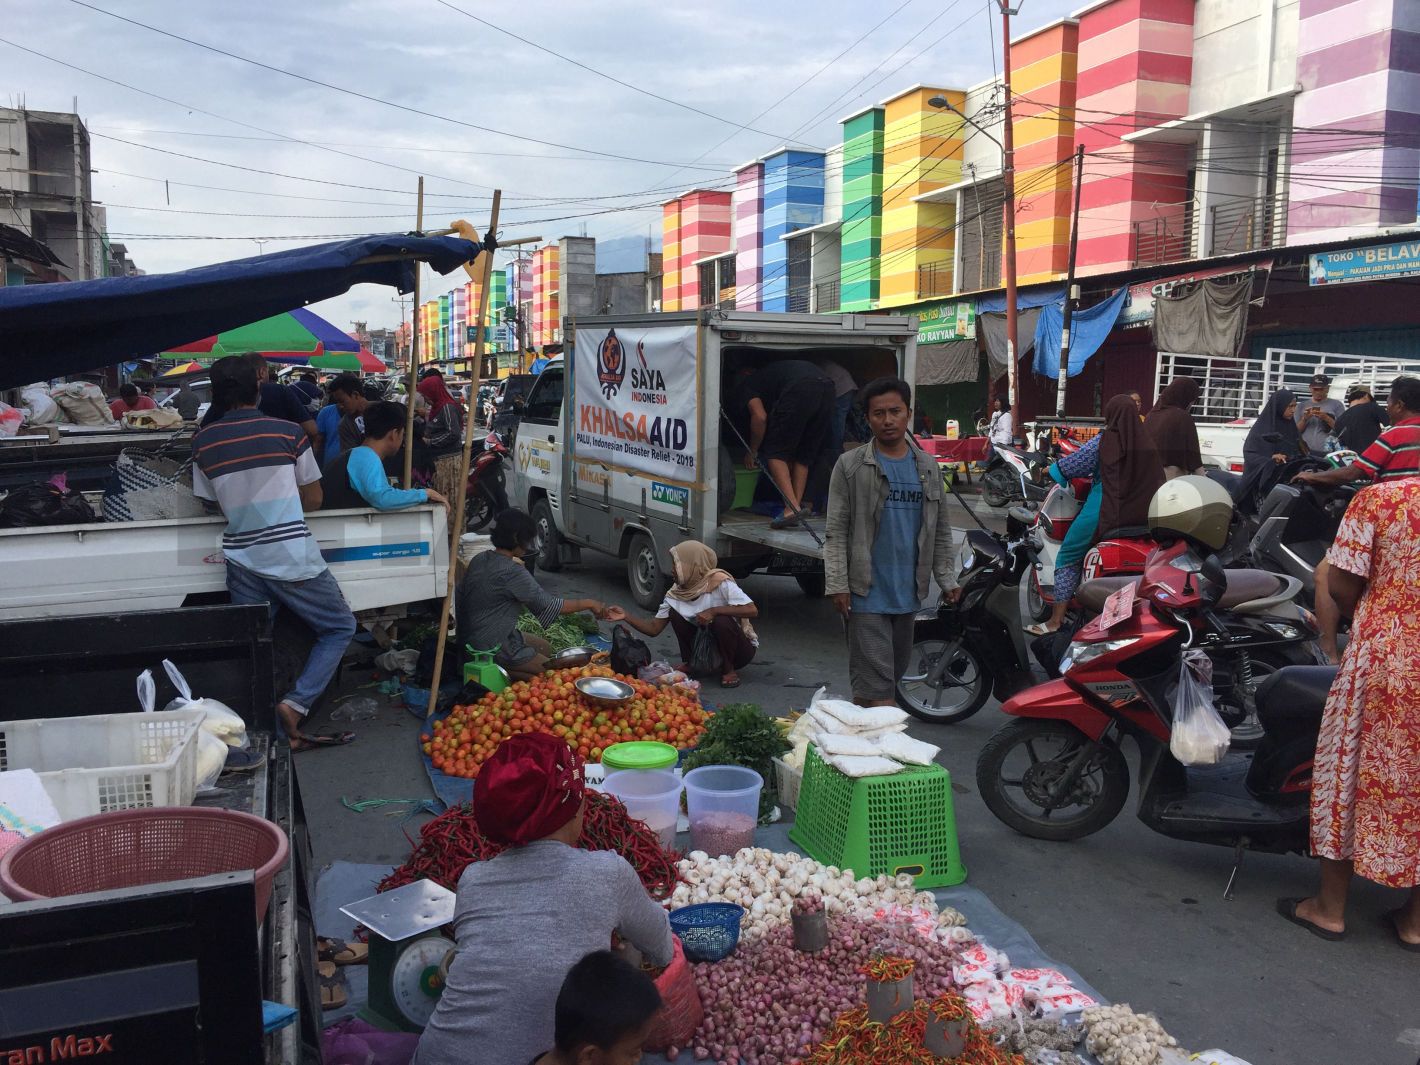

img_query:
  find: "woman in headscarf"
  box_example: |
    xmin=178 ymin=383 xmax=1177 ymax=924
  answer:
xmin=606 ymin=540 xmax=759 ymax=688
xmin=1028 ymin=395 xmax=1165 ymax=635
xmin=414 ymin=733 xmax=674 ymax=1065
xmin=416 ymin=369 xmax=466 ymax=504
xmin=1234 ymin=388 xmax=1303 ymax=514
xmin=1145 ymin=376 xmax=1204 ymax=480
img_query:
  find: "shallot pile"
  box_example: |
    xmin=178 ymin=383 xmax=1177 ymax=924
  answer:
xmin=668 ymin=848 xmax=968 ymax=941
xmin=667 ymin=914 xmax=971 ymax=1064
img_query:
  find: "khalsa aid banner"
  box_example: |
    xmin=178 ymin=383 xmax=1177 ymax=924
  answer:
xmin=573 ymin=324 xmax=698 ymax=483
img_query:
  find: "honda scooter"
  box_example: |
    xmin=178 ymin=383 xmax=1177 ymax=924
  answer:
xmin=464 ymin=431 xmax=510 ymax=532
xmin=1249 ymin=455 xmax=1361 ymax=607
xmin=976 ymin=532 xmax=1333 ymax=891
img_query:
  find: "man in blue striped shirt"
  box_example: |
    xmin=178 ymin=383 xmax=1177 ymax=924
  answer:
xmin=193 ymin=356 xmax=356 ymax=750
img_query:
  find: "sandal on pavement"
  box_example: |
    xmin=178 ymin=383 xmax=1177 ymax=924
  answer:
xmin=291 ymin=730 xmax=356 ymax=753
xmin=319 ymin=971 xmax=348 ymax=1011
xmin=1382 ymin=910 xmax=1420 ymax=952
xmin=318 ymin=937 xmax=370 ymax=966
xmin=1275 ymin=897 xmax=1346 ymax=941
xmin=720 ymin=674 xmax=741 ymax=689
xmin=1024 ymin=623 xmax=1057 ymax=637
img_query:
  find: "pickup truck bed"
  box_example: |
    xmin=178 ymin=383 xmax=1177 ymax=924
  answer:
xmin=717 ymin=511 xmax=825 ymax=559
xmin=0 ymin=504 xmax=448 ymax=620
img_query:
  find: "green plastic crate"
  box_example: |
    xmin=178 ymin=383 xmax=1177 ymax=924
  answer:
xmin=788 ymin=746 xmax=967 ymax=889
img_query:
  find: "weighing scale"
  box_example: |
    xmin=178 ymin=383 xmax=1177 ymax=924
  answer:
xmin=341 ymin=879 xmax=457 ymax=1032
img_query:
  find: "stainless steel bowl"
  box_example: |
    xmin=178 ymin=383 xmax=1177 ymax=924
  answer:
xmin=550 ymin=646 xmax=596 ymax=669
xmin=574 ymin=676 xmax=635 ymax=708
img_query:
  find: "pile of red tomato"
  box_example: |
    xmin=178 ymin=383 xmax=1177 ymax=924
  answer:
xmin=422 ymin=665 xmax=707 ymax=779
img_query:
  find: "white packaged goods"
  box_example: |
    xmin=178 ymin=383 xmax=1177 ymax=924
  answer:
xmin=1169 ymin=650 xmax=1231 ymax=766
xmin=158 ymin=660 xmax=248 ymax=747
xmin=818 ymin=752 xmax=902 ymax=778
xmin=813 ymin=699 xmax=908 ymax=731
xmin=815 ymin=732 xmax=882 ymax=757
xmin=878 ymin=732 xmax=941 ymax=766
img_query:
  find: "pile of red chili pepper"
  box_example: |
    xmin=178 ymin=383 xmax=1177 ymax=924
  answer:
xmin=796 ymin=998 xmax=1027 ymax=1065
xmin=862 ymin=956 xmax=914 ymax=983
xmin=378 ymin=789 xmax=682 ymax=899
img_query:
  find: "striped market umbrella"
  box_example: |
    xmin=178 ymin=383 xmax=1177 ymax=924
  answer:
xmin=160 ymin=360 xmax=207 ymax=378
xmin=302 ymin=348 xmax=387 ymax=373
xmin=163 ymin=307 xmax=361 ymax=361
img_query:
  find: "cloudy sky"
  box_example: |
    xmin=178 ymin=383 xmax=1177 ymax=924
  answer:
xmin=4 ymin=0 xmax=1080 ymax=334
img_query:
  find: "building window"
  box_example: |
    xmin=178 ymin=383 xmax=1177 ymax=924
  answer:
xmin=958 ymin=177 xmax=1003 ymax=292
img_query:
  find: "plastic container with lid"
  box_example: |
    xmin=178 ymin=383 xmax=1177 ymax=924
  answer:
xmin=602 ymin=769 xmax=681 ymax=850
xmin=602 ymin=741 xmax=679 ymax=773
xmin=683 ymin=765 xmax=763 ymax=857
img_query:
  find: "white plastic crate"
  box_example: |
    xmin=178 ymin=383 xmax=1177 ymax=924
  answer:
xmin=0 ymin=710 xmax=203 ymax=821
xmin=774 ymin=756 xmax=802 ymax=811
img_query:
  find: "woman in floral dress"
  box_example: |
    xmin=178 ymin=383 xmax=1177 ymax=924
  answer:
xmin=1279 ymin=477 xmax=1420 ymax=947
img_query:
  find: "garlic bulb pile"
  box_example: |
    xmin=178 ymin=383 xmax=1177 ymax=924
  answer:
xmin=1082 ymin=1004 xmax=1182 ymax=1065
xmin=666 ymin=847 xmax=970 ymax=942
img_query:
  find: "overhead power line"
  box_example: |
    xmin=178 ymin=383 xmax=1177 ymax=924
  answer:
xmin=59 ymin=0 xmax=733 ymax=170
xmin=433 ymin=0 xmax=809 ymax=145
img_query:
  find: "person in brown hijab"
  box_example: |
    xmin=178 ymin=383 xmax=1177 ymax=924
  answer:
xmin=1144 ymin=377 xmax=1204 ymax=480
xmin=1098 ymin=394 xmax=1165 ymax=536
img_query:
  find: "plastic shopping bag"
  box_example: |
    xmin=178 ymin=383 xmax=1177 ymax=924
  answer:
xmin=1169 ymin=649 xmax=1231 ymax=766
xmin=138 ymin=668 xmax=226 ymax=791
xmin=688 ymin=623 xmax=724 ymax=676
xmin=160 ymin=659 xmax=249 ymax=748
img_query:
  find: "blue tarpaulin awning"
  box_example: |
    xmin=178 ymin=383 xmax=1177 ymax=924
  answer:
xmin=0 ymin=233 xmax=483 ymax=390
xmin=1032 ymin=287 xmax=1128 ymax=379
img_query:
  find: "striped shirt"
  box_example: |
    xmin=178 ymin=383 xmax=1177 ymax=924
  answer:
xmin=192 ymin=408 xmax=327 ymax=581
xmin=1356 ymin=415 xmax=1420 ymax=482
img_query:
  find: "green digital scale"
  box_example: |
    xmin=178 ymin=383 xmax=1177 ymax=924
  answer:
xmin=340 ymin=879 xmax=458 ymax=1032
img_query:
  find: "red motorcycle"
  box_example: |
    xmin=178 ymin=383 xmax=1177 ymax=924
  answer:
xmin=976 ymin=531 xmax=1329 ymax=879
xmin=465 ymin=431 xmax=510 ymax=532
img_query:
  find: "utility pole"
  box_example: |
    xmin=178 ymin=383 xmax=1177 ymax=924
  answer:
xmin=999 ymin=1 xmax=1021 ymax=410
xmin=1055 ymin=144 xmax=1085 ymax=419
xmin=403 ymin=177 xmax=425 ymax=488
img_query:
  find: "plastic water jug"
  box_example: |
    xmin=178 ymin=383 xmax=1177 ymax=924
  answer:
xmin=945 ymin=419 xmax=960 ymax=440
xmin=464 ymin=646 xmax=509 ymax=693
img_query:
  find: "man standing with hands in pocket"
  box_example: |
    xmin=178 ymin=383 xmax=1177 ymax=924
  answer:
xmin=825 ymin=377 xmax=960 ymax=707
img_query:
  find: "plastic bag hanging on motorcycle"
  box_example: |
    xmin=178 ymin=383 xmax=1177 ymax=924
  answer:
xmin=1169 ymin=649 xmax=1232 ymax=766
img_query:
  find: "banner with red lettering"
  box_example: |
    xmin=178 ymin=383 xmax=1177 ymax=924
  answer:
xmin=572 ymin=324 xmax=698 ymax=483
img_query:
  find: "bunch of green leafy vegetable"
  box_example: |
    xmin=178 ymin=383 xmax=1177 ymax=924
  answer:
xmin=681 ymin=703 xmax=790 ymax=820
xmin=516 ymin=610 xmax=599 ymax=653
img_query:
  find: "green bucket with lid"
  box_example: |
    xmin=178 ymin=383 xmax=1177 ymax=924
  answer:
xmin=602 ymin=741 xmax=679 ymax=772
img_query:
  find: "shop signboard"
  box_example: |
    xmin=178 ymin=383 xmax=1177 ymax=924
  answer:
xmin=1308 ymin=239 xmax=1420 ymax=287
xmin=915 ymin=300 xmax=975 ymax=344
xmin=1118 ymin=260 xmax=1271 ymax=328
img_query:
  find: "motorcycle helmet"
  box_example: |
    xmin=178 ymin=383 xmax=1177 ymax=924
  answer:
xmin=1148 ymin=474 xmax=1233 ymax=551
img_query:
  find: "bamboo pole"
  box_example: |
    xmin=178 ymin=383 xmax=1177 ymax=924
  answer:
xmin=425 ymin=190 xmax=501 ymax=719
xmin=403 ymin=177 xmax=425 ymax=489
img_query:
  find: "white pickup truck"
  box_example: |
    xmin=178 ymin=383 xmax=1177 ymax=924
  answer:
xmin=0 ymin=505 xmax=449 ymax=620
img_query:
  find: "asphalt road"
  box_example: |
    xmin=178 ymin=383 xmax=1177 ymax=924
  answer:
xmin=299 ymin=527 xmax=1418 ymax=1065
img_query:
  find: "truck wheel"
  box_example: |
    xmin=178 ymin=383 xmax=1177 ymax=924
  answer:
xmin=794 ymin=573 xmax=826 ymax=597
xmin=530 ymin=498 xmax=562 ymax=572
xmin=626 ymin=533 xmax=667 ymax=609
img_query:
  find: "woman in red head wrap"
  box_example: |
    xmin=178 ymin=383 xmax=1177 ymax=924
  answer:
xmin=414 ymin=733 xmax=674 ymax=1065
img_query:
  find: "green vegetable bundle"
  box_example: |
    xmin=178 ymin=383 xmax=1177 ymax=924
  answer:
xmin=681 ymin=702 xmax=790 ymax=820
xmin=515 ymin=610 xmax=598 ymax=653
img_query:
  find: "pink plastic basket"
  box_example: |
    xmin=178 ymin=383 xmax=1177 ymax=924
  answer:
xmin=0 ymin=807 xmax=289 ymax=924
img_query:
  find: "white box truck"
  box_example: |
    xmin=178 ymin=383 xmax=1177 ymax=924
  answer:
xmin=507 ymin=310 xmax=918 ymax=607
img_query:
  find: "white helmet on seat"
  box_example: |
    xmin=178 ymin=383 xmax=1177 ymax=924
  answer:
xmin=1148 ymin=475 xmax=1233 ymax=551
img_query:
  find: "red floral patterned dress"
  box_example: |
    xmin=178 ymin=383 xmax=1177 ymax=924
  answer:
xmin=1310 ymin=479 xmax=1420 ymax=887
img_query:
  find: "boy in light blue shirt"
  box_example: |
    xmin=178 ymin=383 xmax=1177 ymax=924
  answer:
xmin=320 ymin=401 xmax=450 ymax=514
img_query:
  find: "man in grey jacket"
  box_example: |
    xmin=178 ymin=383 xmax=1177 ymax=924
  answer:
xmin=825 ymin=376 xmax=960 ymax=706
